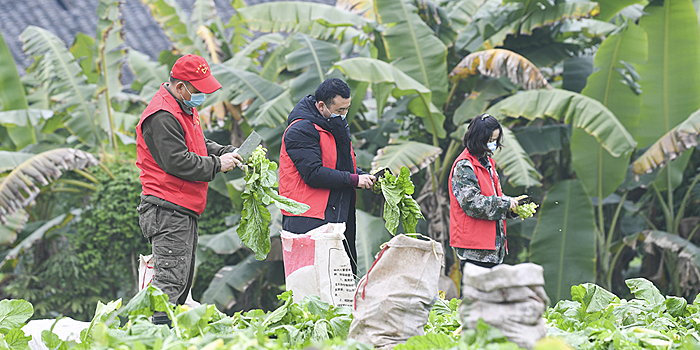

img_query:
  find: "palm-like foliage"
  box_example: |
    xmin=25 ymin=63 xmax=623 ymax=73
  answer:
xmin=0 ymin=148 xmax=98 ymax=224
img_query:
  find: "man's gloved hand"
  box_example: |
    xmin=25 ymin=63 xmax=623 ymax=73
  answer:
xmin=357 ymin=174 xmax=376 ymax=190
xmin=220 ymin=152 xmax=244 ymax=172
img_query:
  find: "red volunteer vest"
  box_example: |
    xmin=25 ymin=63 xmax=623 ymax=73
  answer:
xmin=136 ymin=84 xmax=209 ymax=214
xmin=448 ymin=148 xmax=506 ymax=249
xmin=278 ymin=119 xmax=356 ymax=219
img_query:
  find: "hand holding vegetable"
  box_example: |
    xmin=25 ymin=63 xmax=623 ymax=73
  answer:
xmin=510 ymin=195 xmax=538 ymax=220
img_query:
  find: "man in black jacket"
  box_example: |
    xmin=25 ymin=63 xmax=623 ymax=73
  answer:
xmin=278 ymin=78 xmax=375 ymax=276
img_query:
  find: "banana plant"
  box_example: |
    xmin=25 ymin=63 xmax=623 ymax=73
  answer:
xmin=0 ymin=148 xmax=99 ymax=225
xmin=632 ymin=0 xmax=700 ymax=231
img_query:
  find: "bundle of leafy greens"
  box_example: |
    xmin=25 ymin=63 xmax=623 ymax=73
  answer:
xmin=374 ymin=166 xmax=425 ymax=235
xmin=238 ymin=146 xmax=310 ymax=260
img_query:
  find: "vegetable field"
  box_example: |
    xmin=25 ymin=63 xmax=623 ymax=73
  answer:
xmin=3 ymin=278 xmax=700 ymax=349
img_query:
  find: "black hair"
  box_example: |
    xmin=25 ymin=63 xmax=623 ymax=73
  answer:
xmin=463 ymin=113 xmax=503 ymax=158
xmin=314 ymin=78 xmax=351 ymax=106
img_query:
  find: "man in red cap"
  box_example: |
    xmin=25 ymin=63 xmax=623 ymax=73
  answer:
xmin=135 ymin=54 xmax=243 ymax=326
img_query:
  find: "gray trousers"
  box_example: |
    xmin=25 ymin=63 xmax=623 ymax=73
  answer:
xmin=137 ymin=199 xmax=198 ymax=306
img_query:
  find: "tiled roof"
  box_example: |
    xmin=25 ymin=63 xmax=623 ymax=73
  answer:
xmin=0 ymin=0 xmax=335 ymax=76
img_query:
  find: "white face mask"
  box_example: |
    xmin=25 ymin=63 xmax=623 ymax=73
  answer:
xmin=487 ymin=141 xmax=497 ymax=152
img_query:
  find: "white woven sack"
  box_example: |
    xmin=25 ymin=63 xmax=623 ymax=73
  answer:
xmin=349 ymin=235 xmax=444 ymax=349
xmin=281 ymin=223 xmax=355 ymax=307
xmin=138 ymin=254 xmax=199 ymax=308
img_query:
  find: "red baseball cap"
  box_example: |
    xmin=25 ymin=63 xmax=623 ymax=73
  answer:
xmin=170 ymin=54 xmax=222 ymax=94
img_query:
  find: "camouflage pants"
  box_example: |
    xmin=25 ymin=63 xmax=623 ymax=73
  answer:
xmin=137 ymin=199 xmax=198 ymax=306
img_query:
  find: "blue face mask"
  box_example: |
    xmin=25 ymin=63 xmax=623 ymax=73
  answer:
xmin=325 ymin=105 xmax=346 ymax=120
xmin=487 ymin=141 xmax=498 ymax=152
xmin=180 ymin=84 xmax=206 ymax=107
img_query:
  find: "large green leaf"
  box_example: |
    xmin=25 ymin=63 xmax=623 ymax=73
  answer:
xmin=635 ymin=0 xmax=700 ymax=190
xmin=201 ymin=255 xmax=267 ymax=312
xmin=209 ymin=63 xmax=285 ymax=119
xmin=530 ymin=179 xmax=596 ymax=303
xmin=0 ymin=31 xmax=28 ymax=111
xmin=486 ymin=89 xmax=637 ymax=158
xmin=355 ymin=209 xmax=392 ymax=278
xmin=128 ymin=50 xmax=169 ymax=101
xmin=2 ymin=213 xmax=72 ymax=270
xmin=375 ymin=0 xmax=448 ymax=105
xmin=0 ymin=148 xmax=98 ymax=224
xmin=596 ymin=0 xmax=646 ymax=22
xmin=21 ymin=26 xmax=103 ymax=148
xmin=452 ymin=78 xmax=512 ymax=126
xmin=141 ymin=0 xmax=204 ymax=56
xmin=0 ymin=109 xmax=54 ymax=151
xmin=0 ymin=299 xmax=33 ymax=333
xmin=251 ymin=90 xmax=294 ymax=128
xmin=95 ymin=0 xmax=126 ymax=98
xmin=237 ymin=1 xmax=366 ymax=39
xmin=334 ymin=58 xmax=446 ymax=138
xmin=480 ymin=1 xmax=600 ymax=49
xmin=574 ymin=21 xmax=647 ymax=200
xmin=371 ymin=140 xmax=442 ymax=175
xmin=632 ymin=108 xmax=700 ymax=175
xmin=202 ymin=226 xmax=243 ymax=255
xmin=491 ymin=127 xmax=542 ymax=188
xmin=286 ymin=34 xmax=341 ymax=102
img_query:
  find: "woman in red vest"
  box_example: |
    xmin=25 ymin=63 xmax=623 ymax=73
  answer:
xmin=448 ymin=114 xmax=520 ymax=272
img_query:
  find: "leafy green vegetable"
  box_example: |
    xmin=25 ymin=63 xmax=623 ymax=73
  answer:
xmin=0 ymin=299 xmax=33 ymax=333
xmin=238 ymin=146 xmax=310 ymax=260
xmin=513 ymin=202 xmax=538 ymax=220
xmin=375 ymin=166 xmax=425 ymax=235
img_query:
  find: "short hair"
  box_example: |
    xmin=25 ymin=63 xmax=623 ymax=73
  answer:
xmin=463 ymin=113 xmax=503 ymax=158
xmin=315 ymin=78 xmax=351 ymax=106
xmin=169 ymin=75 xmax=186 ymax=85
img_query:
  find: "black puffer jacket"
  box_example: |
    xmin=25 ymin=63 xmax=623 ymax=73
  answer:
xmin=282 ymin=95 xmax=365 ymax=232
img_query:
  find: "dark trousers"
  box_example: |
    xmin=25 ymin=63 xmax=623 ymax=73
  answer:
xmin=138 ymin=200 xmax=198 ymax=306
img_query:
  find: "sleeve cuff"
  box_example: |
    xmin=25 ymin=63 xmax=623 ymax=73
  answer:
xmin=350 ymin=174 xmax=359 ymax=188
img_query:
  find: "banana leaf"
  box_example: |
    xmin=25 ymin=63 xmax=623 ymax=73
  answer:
xmin=0 ymin=31 xmax=28 ymax=111
xmin=632 ymin=108 xmax=700 ymax=175
xmin=202 ymin=255 xmax=267 ymax=312
xmin=128 ymin=50 xmax=169 ymax=101
xmin=0 ymin=109 xmax=54 ymax=151
xmin=95 ymin=0 xmax=126 ymax=98
xmin=0 ymin=148 xmax=98 ymax=224
xmin=595 ymin=0 xmax=646 ymax=22
xmin=491 ymin=127 xmax=542 ymax=188
xmin=576 ymin=20 xmax=647 ymax=200
xmin=237 ymin=1 xmax=366 ymax=39
xmin=375 ymin=0 xmax=448 ymax=105
xmin=251 ymin=90 xmax=294 ymax=128
xmin=141 ymin=0 xmax=205 ymax=57
xmin=635 ymin=0 xmax=700 ymax=190
xmin=371 ymin=140 xmax=442 ymax=175
xmin=452 ymin=78 xmax=512 ymax=127
xmin=2 ymin=213 xmax=73 ymax=270
xmin=530 ymin=179 xmax=597 ymax=303
xmin=333 ymin=58 xmax=446 ymax=138
xmin=286 ymin=33 xmax=341 ymax=102
xmin=449 ymin=49 xmax=550 ymax=90
xmin=209 ymin=64 xmax=285 ymax=119
xmin=21 ymin=26 xmax=103 ymax=149
xmin=486 ymin=89 xmax=637 ymax=159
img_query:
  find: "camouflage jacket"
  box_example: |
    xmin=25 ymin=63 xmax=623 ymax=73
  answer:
xmin=451 ymin=157 xmax=511 ymax=264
